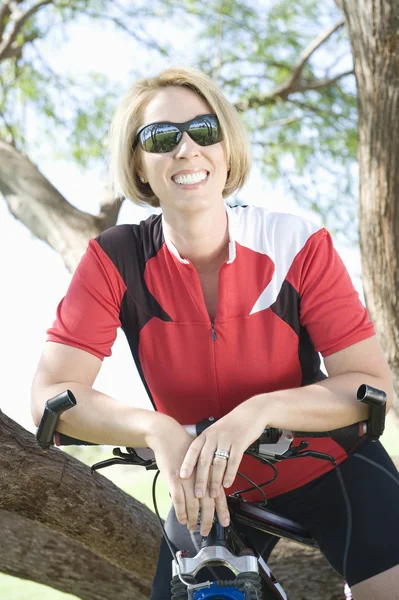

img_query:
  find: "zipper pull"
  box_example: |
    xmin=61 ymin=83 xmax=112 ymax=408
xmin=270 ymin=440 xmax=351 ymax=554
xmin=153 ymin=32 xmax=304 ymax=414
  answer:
xmin=211 ymin=323 xmax=217 ymax=341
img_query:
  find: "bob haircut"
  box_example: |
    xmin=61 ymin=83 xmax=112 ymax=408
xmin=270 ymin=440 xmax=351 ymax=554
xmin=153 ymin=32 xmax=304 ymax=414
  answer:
xmin=107 ymin=66 xmax=252 ymax=207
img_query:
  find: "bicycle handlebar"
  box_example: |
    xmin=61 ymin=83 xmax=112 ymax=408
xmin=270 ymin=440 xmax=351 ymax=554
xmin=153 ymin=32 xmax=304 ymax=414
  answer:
xmin=36 ymin=384 xmax=386 ymax=452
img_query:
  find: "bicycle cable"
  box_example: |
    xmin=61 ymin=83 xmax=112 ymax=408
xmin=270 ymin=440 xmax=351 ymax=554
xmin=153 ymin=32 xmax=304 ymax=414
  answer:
xmin=232 ymin=458 xmax=278 ymax=505
xmin=151 ymin=470 xmax=198 ymax=588
xmin=151 ymin=462 xmax=278 ymax=588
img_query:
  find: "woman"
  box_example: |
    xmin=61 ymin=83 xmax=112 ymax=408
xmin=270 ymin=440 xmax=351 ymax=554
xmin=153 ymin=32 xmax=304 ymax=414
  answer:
xmin=31 ymin=67 xmax=398 ymax=599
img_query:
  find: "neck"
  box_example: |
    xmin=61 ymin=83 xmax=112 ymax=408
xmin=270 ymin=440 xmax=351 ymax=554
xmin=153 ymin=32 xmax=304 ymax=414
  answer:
xmin=162 ymin=203 xmax=229 ymax=272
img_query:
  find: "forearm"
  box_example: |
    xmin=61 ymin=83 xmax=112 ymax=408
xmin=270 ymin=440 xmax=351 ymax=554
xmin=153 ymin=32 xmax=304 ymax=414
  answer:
xmin=248 ymin=371 xmax=392 ymax=433
xmin=31 ymin=379 xmax=175 ymax=449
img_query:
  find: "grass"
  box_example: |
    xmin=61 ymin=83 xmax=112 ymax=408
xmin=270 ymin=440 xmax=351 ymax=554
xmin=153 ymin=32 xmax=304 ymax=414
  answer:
xmin=2 ymin=416 xmax=398 ymax=599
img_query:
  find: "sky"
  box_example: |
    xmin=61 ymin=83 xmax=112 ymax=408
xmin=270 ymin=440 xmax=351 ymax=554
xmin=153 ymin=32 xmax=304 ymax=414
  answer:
xmin=1 ymin=6 xmax=364 ymax=435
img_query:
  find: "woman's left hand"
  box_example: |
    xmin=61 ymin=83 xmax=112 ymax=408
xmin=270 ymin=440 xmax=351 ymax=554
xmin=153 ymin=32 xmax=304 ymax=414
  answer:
xmin=179 ymin=398 xmax=268 ymax=500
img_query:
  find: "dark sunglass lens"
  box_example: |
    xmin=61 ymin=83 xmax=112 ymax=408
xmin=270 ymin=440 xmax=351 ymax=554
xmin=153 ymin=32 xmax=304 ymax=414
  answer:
xmin=188 ymin=116 xmax=221 ymax=146
xmin=140 ymin=124 xmax=181 ymax=153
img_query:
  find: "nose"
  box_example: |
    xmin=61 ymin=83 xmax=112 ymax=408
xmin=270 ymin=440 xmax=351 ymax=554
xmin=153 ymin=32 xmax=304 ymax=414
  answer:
xmin=174 ymin=132 xmax=200 ymax=159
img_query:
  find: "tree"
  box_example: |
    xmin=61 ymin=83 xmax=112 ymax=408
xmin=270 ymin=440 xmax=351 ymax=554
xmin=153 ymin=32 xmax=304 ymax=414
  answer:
xmin=1 ymin=0 xmax=398 ymax=598
xmin=340 ymin=0 xmax=399 ymax=413
xmin=0 ymin=408 xmax=351 ymax=599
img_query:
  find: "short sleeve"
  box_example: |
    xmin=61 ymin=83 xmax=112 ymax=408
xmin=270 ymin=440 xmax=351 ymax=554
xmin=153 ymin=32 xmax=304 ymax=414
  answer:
xmin=288 ymin=229 xmax=375 ymax=357
xmin=46 ymin=239 xmax=127 ymax=360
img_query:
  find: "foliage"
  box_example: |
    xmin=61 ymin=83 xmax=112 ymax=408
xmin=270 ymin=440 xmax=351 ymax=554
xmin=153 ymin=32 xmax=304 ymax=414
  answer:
xmin=0 ymin=0 xmax=359 ymax=239
xmin=166 ymin=0 xmax=358 ymax=239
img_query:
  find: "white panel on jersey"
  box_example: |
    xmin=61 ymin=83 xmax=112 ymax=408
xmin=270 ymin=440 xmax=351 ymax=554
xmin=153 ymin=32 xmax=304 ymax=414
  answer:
xmin=226 ymin=205 xmax=321 ymax=315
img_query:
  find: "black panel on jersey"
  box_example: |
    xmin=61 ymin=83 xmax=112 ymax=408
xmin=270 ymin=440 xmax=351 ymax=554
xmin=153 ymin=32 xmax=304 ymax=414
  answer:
xmin=120 ymin=292 xmax=158 ymax=410
xmin=96 ymin=215 xmax=172 ymax=326
xmin=96 ymin=215 xmax=172 ymax=410
xmin=298 ymin=325 xmax=327 ymax=386
xmin=270 ymin=280 xmax=326 ymax=386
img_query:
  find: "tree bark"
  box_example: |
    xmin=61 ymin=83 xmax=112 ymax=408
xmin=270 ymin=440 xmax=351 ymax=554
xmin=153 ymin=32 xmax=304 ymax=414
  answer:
xmin=341 ymin=0 xmax=399 ymax=414
xmin=268 ymin=541 xmax=344 ymax=600
xmin=0 ymin=409 xmax=161 ymax=597
xmin=0 ymin=140 xmax=121 ymax=272
xmin=1 ymin=411 xmax=398 ymax=599
xmin=0 ymin=510 xmax=149 ymax=600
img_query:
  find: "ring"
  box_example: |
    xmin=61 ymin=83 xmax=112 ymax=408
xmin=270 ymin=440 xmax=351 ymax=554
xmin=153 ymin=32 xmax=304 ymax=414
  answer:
xmin=214 ymin=449 xmax=230 ymax=460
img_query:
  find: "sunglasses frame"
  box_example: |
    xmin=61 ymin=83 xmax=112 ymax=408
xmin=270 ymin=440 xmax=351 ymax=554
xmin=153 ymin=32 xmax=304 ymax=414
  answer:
xmin=133 ymin=113 xmax=223 ymax=153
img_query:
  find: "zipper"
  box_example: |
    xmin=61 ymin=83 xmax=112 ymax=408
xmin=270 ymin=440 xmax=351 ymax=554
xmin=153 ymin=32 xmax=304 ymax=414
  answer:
xmin=211 ymin=322 xmax=217 ymax=341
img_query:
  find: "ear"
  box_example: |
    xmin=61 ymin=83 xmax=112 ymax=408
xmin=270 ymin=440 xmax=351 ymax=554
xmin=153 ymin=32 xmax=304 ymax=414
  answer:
xmin=136 ymin=161 xmax=147 ymax=184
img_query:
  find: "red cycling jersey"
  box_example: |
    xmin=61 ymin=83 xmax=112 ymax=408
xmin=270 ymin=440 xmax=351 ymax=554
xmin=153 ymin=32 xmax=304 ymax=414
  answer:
xmin=47 ymin=205 xmax=374 ymax=499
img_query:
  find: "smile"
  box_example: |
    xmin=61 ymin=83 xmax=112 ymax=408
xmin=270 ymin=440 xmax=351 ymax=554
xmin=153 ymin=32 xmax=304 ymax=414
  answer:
xmin=172 ymin=171 xmax=209 ymax=186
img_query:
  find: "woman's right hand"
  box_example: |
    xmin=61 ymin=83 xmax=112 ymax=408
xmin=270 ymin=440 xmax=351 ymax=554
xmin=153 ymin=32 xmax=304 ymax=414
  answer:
xmin=145 ymin=416 xmax=230 ymax=536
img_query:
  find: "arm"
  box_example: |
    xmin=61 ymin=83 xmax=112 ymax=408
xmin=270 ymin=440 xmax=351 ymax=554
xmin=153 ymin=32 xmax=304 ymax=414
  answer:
xmin=248 ymin=335 xmax=393 ymax=433
xmin=180 ymin=336 xmax=392 ymax=497
xmin=32 ymin=341 xmax=230 ymax=536
xmin=31 ymin=341 xmax=176 ymax=448
xmin=180 ymin=226 xmax=392 ymax=497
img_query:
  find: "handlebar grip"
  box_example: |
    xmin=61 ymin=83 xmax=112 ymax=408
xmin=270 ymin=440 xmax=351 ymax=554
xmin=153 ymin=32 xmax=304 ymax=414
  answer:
xmin=55 ymin=432 xmax=98 ymax=447
xmin=357 ymin=384 xmax=386 ymax=441
xmin=36 ymin=390 xmax=77 ymax=450
xmin=293 ymin=422 xmax=366 ymax=439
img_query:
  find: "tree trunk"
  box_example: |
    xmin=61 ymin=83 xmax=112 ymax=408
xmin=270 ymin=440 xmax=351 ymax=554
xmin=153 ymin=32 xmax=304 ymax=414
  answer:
xmin=1 ymin=411 xmax=398 ymax=598
xmin=0 ymin=140 xmax=121 ymax=272
xmin=0 ymin=409 xmax=161 ymax=597
xmin=0 ymin=510 xmax=149 ymax=600
xmin=341 ymin=0 xmax=399 ymax=414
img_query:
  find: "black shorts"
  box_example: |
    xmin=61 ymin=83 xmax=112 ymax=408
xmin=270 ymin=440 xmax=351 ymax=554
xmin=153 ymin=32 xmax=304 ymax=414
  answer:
xmin=150 ymin=439 xmax=399 ymax=599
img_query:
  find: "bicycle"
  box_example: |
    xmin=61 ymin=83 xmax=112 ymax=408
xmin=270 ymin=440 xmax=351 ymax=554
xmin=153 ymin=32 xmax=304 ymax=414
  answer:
xmin=36 ymin=384 xmax=387 ymax=600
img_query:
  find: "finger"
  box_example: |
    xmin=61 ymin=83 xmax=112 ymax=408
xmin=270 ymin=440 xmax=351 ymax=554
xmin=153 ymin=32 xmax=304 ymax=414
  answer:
xmin=180 ymin=437 xmax=205 ymax=479
xmin=209 ymin=452 xmax=230 ymax=498
xmin=215 ymin=488 xmax=230 ymax=528
xmin=193 ymin=444 xmax=216 ymax=499
xmin=182 ymin=481 xmax=200 ymax=531
xmin=199 ymin=494 xmax=216 ymax=537
xmin=170 ymin=484 xmax=188 ymax=526
xmin=222 ymin=447 xmax=243 ymax=489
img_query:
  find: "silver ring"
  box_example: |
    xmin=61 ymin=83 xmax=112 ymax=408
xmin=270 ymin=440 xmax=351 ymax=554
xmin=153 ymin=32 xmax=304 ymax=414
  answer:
xmin=214 ymin=449 xmax=230 ymax=460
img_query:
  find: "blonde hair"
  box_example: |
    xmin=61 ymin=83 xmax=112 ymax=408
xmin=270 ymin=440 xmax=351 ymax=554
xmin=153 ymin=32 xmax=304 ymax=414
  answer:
xmin=107 ymin=66 xmax=252 ymax=207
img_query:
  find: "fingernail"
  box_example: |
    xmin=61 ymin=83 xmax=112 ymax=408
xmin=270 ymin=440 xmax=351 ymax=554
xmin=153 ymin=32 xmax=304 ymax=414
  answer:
xmin=201 ymin=530 xmax=209 ymax=537
xmin=223 ymin=517 xmax=230 ymax=527
xmin=195 ymin=489 xmax=203 ymax=498
xmin=180 ymin=470 xmax=188 ymax=478
xmin=224 ymin=480 xmax=231 ymax=488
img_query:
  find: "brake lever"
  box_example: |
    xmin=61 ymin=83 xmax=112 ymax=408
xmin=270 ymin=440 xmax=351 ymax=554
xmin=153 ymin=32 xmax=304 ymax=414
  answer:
xmin=91 ymin=447 xmax=157 ymax=473
xmin=251 ymin=438 xmax=336 ymax=466
xmin=282 ymin=442 xmax=336 ymax=465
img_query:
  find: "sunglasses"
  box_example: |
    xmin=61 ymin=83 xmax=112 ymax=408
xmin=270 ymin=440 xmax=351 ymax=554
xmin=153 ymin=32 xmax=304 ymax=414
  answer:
xmin=133 ymin=114 xmax=223 ymax=154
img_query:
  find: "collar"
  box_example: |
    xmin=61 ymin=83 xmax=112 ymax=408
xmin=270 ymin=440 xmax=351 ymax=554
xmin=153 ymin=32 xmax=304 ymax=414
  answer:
xmin=162 ymin=203 xmax=237 ymax=265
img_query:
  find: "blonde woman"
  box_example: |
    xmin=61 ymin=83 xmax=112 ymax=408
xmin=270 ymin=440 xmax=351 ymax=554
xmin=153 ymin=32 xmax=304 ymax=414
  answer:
xmin=32 ymin=67 xmax=398 ymax=599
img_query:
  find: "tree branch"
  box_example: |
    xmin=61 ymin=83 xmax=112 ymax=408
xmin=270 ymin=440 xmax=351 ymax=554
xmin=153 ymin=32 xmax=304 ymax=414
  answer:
xmin=0 ymin=2 xmax=11 ymax=40
xmin=83 ymin=10 xmax=167 ymax=54
xmin=264 ymin=116 xmax=303 ymax=128
xmin=0 ymin=140 xmax=120 ymax=271
xmin=0 ymin=38 xmax=21 ymax=59
xmin=97 ymin=186 xmax=123 ymax=230
xmin=284 ymin=19 xmax=345 ymax=90
xmin=0 ymin=510 xmax=148 ymax=600
xmin=235 ymin=20 xmax=347 ymax=112
xmin=0 ymin=409 xmax=161 ymax=588
xmin=0 ymin=0 xmax=53 ymax=63
xmin=298 ymin=69 xmax=354 ymax=92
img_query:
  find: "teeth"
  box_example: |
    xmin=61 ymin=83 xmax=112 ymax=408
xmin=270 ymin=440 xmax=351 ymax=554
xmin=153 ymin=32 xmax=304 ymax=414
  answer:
xmin=173 ymin=172 xmax=207 ymax=185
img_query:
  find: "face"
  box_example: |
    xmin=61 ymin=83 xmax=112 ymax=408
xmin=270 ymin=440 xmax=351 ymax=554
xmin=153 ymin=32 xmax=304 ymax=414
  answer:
xmin=137 ymin=86 xmax=228 ymax=215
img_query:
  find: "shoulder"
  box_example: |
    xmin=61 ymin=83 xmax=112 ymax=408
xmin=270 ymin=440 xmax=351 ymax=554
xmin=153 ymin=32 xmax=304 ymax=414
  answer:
xmin=227 ymin=204 xmax=324 ymax=258
xmin=95 ymin=213 xmax=164 ymax=267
